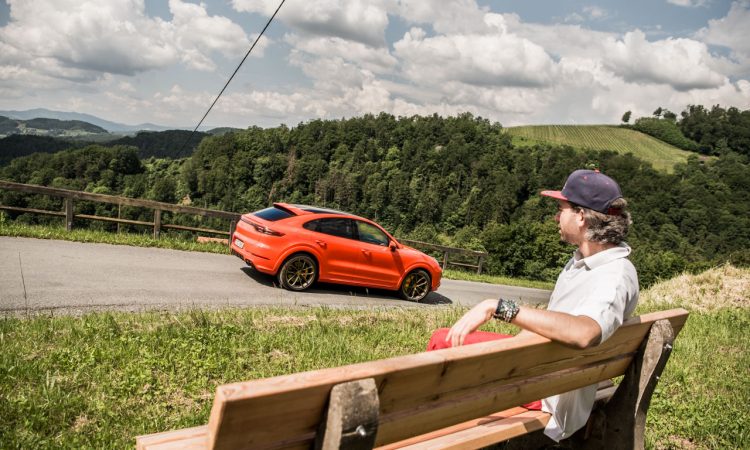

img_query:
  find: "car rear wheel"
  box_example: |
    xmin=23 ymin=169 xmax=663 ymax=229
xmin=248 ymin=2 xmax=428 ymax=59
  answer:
xmin=278 ymin=254 xmax=317 ymax=291
xmin=400 ymin=269 xmax=431 ymax=302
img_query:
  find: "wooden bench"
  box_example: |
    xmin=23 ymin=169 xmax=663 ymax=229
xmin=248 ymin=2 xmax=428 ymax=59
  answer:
xmin=136 ymin=308 xmax=688 ymax=450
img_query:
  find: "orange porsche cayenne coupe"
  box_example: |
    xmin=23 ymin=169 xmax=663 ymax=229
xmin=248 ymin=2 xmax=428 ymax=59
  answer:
xmin=230 ymin=203 xmax=442 ymax=301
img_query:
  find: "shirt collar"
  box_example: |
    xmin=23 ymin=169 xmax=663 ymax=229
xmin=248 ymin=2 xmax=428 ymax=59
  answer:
xmin=573 ymin=242 xmax=631 ymax=269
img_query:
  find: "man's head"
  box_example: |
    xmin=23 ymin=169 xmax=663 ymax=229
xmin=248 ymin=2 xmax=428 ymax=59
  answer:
xmin=541 ymin=169 xmax=631 ymax=245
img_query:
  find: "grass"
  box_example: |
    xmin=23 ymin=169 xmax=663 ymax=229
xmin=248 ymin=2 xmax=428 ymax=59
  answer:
xmin=0 ymin=221 xmax=549 ymax=289
xmin=0 ymin=221 xmax=230 ymax=255
xmin=504 ymin=125 xmax=694 ymax=173
xmin=1 ymin=266 xmax=747 ymax=449
xmin=442 ymin=269 xmax=554 ymax=290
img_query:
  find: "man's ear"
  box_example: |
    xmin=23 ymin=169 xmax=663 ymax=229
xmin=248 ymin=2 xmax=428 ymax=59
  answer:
xmin=575 ymin=209 xmax=587 ymax=227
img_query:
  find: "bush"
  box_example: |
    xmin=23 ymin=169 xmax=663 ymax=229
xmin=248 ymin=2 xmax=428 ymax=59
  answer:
xmin=632 ymin=117 xmax=699 ymax=152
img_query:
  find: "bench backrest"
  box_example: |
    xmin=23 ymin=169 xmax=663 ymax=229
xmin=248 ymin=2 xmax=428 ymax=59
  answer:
xmin=202 ymin=308 xmax=688 ymax=449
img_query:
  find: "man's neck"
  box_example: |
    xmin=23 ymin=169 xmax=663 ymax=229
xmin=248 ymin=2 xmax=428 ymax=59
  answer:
xmin=577 ymin=240 xmax=617 ymax=258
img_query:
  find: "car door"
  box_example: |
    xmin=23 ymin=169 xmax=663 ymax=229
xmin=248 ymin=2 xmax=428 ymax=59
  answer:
xmin=353 ymin=220 xmax=402 ymax=288
xmin=303 ymin=218 xmax=365 ymax=283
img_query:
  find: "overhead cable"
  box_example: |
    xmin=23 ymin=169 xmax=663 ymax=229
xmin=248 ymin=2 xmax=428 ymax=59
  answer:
xmin=177 ymin=0 xmax=287 ymax=154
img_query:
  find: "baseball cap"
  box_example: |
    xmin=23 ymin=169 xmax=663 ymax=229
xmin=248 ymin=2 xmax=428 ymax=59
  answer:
xmin=541 ymin=169 xmax=623 ymax=215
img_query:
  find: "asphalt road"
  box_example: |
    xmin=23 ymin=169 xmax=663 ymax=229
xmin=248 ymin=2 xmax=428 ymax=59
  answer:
xmin=0 ymin=237 xmax=550 ymax=314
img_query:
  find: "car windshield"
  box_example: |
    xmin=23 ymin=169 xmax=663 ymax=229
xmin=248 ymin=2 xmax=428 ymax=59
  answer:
xmin=253 ymin=206 xmax=294 ymax=221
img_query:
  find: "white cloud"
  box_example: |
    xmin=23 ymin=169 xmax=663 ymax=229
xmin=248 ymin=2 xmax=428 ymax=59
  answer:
xmin=666 ymin=0 xmax=709 ymax=7
xmin=2 ymin=0 xmax=750 ymax=129
xmin=0 ymin=0 xmax=253 ymax=79
xmin=394 ymin=0 xmax=488 ymax=34
xmin=284 ymin=34 xmax=397 ymax=74
xmin=602 ymin=30 xmax=726 ymax=90
xmin=696 ymin=1 xmax=750 ymax=76
xmin=393 ymin=24 xmax=557 ymax=89
xmin=231 ymin=0 xmax=388 ymax=47
xmin=583 ymin=6 xmax=608 ymax=20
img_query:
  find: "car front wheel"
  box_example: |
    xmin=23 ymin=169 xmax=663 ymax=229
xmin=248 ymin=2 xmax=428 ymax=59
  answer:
xmin=400 ymin=269 xmax=431 ymax=302
xmin=278 ymin=254 xmax=317 ymax=291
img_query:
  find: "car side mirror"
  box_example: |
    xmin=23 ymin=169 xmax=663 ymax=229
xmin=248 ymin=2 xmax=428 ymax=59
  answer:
xmin=389 ymin=242 xmax=398 ymax=252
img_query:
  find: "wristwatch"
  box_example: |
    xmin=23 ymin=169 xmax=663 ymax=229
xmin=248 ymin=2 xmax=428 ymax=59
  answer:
xmin=493 ymin=298 xmax=520 ymax=323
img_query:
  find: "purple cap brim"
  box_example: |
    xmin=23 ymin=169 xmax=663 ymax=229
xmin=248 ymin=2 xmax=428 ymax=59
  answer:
xmin=540 ymin=190 xmax=568 ymax=201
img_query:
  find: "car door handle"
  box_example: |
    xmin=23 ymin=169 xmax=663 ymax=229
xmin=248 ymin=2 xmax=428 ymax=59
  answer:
xmin=361 ymin=249 xmax=370 ymax=255
xmin=316 ymin=240 xmax=327 ymax=247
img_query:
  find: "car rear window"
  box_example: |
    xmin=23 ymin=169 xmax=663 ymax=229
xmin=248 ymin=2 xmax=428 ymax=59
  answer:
xmin=303 ymin=218 xmax=355 ymax=239
xmin=253 ymin=206 xmax=294 ymax=222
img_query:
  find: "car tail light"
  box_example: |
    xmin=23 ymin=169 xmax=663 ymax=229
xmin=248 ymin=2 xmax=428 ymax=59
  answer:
xmin=242 ymin=217 xmax=285 ymax=236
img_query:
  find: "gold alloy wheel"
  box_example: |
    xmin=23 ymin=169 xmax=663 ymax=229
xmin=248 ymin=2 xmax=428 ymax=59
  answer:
xmin=281 ymin=255 xmax=316 ymax=290
xmin=401 ymin=270 xmax=430 ymax=302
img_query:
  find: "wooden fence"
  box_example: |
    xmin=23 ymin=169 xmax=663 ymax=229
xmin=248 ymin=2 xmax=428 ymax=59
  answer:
xmin=0 ymin=180 xmax=487 ymax=273
xmin=0 ymin=180 xmax=239 ymax=238
xmin=398 ymin=239 xmax=487 ymax=274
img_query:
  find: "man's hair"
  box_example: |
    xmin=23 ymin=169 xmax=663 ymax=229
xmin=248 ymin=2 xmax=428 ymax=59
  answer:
xmin=573 ymin=198 xmax=631 ymax=244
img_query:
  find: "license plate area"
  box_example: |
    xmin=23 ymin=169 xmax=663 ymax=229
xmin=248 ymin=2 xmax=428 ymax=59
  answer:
xmin=234 ymin=238 xmax=244 ymax=249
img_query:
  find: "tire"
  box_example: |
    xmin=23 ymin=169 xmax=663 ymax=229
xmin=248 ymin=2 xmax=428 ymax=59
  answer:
xmin=277 ymin=254 xmax=318 ymax=291
xmin=400 ymin=269 xmax=431 ymax=302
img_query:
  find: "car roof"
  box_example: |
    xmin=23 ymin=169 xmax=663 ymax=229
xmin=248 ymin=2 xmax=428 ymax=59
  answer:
xmin=273 ymin=203 xmax=371 ymax=222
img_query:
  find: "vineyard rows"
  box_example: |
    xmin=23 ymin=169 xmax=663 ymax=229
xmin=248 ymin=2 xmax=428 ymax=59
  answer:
xmin=505 ymin=125 xmax=692 ymax=172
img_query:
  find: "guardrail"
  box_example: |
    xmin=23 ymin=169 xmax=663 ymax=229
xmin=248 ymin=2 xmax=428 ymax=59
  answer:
xmin=0 ymin=180 xmax=239 ymax=238
xmin=1 ymin=180 xmax=487 ymax=273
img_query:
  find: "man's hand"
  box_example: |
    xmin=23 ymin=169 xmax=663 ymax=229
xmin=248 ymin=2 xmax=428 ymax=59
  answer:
xmin=445 ymin=299 xmax=497 ymax=347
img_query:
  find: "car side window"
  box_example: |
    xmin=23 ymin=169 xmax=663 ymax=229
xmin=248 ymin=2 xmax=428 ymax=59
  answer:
xmin=304 ymin=218 xmax=355 ymax=239
xmin=356 ymin=221 xmax=389 ymax=246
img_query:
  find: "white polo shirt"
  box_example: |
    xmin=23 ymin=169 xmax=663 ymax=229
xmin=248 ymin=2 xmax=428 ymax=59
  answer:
xmin=541 ymin=242 xmax=639 ymax=442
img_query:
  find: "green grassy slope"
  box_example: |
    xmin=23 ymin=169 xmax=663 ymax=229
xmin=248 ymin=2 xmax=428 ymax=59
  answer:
xmin=505 ymin=125 xmax=693 ymax=172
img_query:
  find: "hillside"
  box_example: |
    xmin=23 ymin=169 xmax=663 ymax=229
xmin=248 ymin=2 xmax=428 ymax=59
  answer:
xmin=108 ymin=130 xmax=209 ymax=159
xmin=0 ymin=115 xmax=108 ymax=138
xmin=504 ymin=125 xmax=693 ymax=172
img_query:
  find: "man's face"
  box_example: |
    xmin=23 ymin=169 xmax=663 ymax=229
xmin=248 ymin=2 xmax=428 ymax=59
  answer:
xmin=555 ymin=200 xmax=585 ymax=245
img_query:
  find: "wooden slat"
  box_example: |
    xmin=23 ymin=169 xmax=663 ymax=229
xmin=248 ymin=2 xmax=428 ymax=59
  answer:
xmin=136 ymin=425 xmax=208 ymax=450
xmin=393 ymin=410 xmax=551 ymax=450
xmin=398 ymin=239 xmax=487 ymax=257
xmin=379 ymin=381 xmax=615 ymax=450
xmin=76 ymin=214 xmax=153 ymax=226
xmin=0 ymin=205 xmax=65 ymax=216
xmin=0 ymin=179 xmax=239 ymax=219
xmin=206 ymin=309 xmax=688 ymax=449
xmin=375 ymin=407 xmax=529 ymax=450
xmin=374 ymin=355 xmax=632 ymax=445
xmin=162 ymin=223 xmax=230 ymax=236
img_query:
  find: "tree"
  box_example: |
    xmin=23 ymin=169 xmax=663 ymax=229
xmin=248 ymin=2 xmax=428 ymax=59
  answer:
xmin=653 ymin=107 xmax=663 ymax=118
xmin=621 ymin=111 xmax=632 ymax=124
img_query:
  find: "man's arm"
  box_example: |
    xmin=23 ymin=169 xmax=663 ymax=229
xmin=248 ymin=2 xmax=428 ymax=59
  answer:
xmin=445 ymin=299 xmax=602 ymax=349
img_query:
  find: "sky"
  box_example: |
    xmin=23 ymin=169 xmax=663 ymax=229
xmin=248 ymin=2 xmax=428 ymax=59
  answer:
xmin=1 ymin=0 xmax=749 ymax=129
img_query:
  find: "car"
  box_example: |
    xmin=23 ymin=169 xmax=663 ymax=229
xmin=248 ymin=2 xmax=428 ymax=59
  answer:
xmin=230 ymin=203 xmax=442 ymax=301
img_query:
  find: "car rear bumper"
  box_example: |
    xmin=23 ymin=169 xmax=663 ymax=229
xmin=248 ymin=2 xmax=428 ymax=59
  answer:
xmin=230 ymin=233 xmax=276 ymax=274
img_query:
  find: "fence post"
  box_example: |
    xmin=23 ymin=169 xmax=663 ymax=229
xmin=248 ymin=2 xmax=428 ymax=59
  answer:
xmin=442 ymin=250 xmax=448 ymax=271
xmin=477 ymin=255 xmax=484 ymax=275
xmin=64 ymin=197 xmax=73 ymax=231
xmin=229 ymin=219 xmax=237 ymax=246
xmin=154 ymin=209 xmax=161 ymax=239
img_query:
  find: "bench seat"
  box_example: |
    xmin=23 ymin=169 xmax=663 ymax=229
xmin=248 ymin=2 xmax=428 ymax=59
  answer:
xmin=136 ymin=308 xmax=688 ymax=450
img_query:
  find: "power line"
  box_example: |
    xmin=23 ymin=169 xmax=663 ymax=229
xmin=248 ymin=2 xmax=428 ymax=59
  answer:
xmin=177 ymin=0 xmax=287 ymax=154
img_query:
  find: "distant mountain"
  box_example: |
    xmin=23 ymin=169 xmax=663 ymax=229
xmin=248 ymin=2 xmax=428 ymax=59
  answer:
xmin=0 ymin=115 xmax=108 ymax=138
xmin=0 ymin=108 xmax=175 ymax=133
xmin=206 ymin=127 xmax=243 ymax=136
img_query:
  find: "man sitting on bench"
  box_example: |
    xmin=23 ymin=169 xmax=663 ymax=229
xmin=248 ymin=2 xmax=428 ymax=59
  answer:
xmin=428 ymin=169 xmax=639 ymax=444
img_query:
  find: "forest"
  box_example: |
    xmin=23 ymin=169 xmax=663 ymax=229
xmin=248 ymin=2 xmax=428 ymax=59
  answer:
xmin=1 ymin=105 xmax=749 ymax=287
